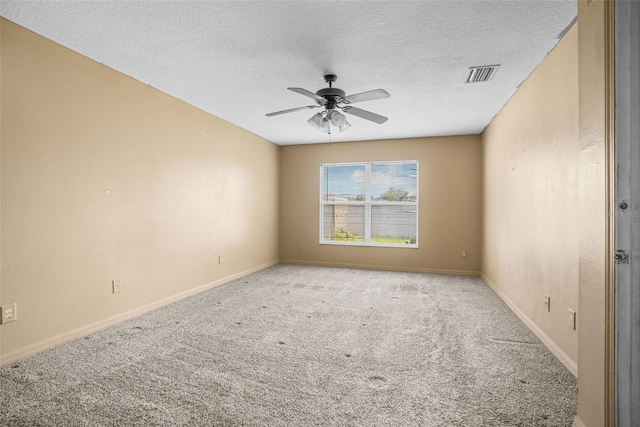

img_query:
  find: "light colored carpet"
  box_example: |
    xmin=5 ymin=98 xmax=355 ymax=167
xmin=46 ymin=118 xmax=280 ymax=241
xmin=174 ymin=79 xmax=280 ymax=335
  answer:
xmin=0 ymin=264 xmax=576 ymax=426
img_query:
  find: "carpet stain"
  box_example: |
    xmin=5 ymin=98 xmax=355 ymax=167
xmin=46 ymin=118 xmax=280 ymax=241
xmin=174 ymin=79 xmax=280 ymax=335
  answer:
xmin=278 ymin=341 xmax=285 ymax=345
xmin=345 ymin=354 xmax=352 ymax=358
xmin=367 ymin=376 xmax=388 ymax=389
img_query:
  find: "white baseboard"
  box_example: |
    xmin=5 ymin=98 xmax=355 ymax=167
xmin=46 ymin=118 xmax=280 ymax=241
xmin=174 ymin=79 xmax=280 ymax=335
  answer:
xmin=480 ymin=273 xmax=578 ymax=377
xmin=0 ymin=260 xmax=278 ymax=367
xmin=572 ymin=415 xmax=586 ymax=427
xmin=279 ymin=259 xmax=480 ymax=276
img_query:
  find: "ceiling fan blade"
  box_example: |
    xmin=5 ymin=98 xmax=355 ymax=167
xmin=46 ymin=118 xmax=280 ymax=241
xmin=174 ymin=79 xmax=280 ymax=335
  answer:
xmin=344 ymin=89 xmax=390 ymax=104
xmin=265 ymin=105 xmax=319 ymax=117
xmin=288 ymin=87 xmax=326 ymax=102
xmin=342 ymin=106 xmax=388 ymax=124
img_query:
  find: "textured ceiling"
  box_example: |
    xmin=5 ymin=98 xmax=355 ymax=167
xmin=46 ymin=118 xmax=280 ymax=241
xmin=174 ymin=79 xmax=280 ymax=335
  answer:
xmin=1 ymin=1 xmax=577 ymax=146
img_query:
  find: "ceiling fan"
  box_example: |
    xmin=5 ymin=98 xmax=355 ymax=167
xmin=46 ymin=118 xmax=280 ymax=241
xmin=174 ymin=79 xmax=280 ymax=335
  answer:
xmin=265 ymin=74 xmax=390 ymax=133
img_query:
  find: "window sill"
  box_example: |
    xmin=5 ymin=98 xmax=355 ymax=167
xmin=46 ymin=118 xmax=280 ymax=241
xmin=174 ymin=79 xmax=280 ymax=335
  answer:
xmin=320 ymin=241 xmax=418 ymax=249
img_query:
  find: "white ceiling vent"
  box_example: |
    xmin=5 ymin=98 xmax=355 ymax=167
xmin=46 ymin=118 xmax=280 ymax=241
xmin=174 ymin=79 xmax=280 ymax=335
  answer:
xmin=464 ymin=65 xmax=500 ymax=83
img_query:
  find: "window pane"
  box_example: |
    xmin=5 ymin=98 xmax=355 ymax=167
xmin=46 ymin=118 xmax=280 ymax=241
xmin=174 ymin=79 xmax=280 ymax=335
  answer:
xmin=371 ymin=205 xmax=417 ymax=244
xmin=371 ymin=162 xmax=418 ymax=202
xmin=322 ymin=205 xmax=365 ymax=242
xmin=322 ymin=164 xmax=366 ymax=201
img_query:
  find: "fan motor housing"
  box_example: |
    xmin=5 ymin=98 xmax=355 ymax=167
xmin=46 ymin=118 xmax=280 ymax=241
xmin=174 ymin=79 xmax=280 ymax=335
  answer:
xmin=316 ymin=87 xmax=346 ymax=109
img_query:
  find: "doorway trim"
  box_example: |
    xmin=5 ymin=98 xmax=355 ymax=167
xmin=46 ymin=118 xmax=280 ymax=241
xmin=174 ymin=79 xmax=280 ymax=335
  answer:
xmin=614 ymin=1 xmax=640 ymax=426
xmin=604 ymin=0 xmax=615 ymax=425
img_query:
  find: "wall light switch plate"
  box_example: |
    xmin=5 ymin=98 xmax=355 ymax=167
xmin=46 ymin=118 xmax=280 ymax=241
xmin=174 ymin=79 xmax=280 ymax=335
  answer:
xmin=1 ymin=303 xmax=17 ymax=324
xmin=544 ymin=295 xmax=550 ymax=312
xmin=112 ymin=279 xmax=121 ymax=294
xmin=568 ymin=309 xmax=576 ymax=330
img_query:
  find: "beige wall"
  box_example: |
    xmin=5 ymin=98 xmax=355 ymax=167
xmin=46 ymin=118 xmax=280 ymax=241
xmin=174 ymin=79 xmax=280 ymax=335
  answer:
xmin=0 ymin=19 xmax=280 ymax=364
xmin=280 ymin=136 xmax=482 ymax=274
xmin=481 ymin=27 xmax=579 ymax=372
xmin=576 ymin=0 xmax=611 ymax=425
xmin=0 ymin=20 xmax=3 ymax=358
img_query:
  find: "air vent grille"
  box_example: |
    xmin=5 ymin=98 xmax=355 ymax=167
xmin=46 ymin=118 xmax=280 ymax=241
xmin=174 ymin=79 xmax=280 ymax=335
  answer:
xmin=464 ymin=65 xmax=500 ymax=83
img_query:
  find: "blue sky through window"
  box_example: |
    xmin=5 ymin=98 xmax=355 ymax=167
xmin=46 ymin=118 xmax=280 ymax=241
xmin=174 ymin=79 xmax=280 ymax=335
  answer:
xmin=323 ymin=165 xmax=365 ymax=199
xmin=323 ymin=162 xmax=417 ymax=201
xmin=371 ymin=162 xmax=417 ymax=200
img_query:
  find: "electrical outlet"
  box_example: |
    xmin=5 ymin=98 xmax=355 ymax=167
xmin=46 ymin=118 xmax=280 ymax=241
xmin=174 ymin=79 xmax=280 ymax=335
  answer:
xmin=461 ymin=250 xmax=467 ymax=259
xmin=1 ymin=303 xmax=17 ymax=324
xmin=112 ymin=279 xmax=121 ymax=294
xmin=544 ymin=295 xmax=550 ymax=312
xmin=219 ymin=255 xmax=223 ymax=264
xmin=568 ymin=309 xmax=576 ymax=330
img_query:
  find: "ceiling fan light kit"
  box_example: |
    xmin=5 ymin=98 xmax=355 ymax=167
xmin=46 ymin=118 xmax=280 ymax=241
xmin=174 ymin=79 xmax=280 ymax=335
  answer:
xmin=329 ymin=110 xmax=351 ymax=132
xmin=266 ymin=74 xmax=389 ymax=133
xmin=307 ymin=110 xmax=351 ymax=134
xmin=307 ymin=112 xmax=330 ymax=133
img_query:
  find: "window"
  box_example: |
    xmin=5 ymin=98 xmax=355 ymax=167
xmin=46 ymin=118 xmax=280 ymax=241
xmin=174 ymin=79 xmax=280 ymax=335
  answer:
xmin=320 ymin=161 xmax=418 ymax=247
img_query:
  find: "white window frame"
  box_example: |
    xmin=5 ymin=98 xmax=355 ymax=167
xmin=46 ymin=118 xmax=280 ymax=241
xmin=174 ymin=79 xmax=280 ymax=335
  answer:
xmin=319 ymin=161 xmax=419 ymax=248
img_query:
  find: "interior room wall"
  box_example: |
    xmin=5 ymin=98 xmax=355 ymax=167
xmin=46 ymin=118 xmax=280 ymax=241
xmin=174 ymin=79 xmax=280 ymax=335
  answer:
xmin=575 ymin=0 xmax=611 ymax=425
xmin=0 ymin=26 xmax=3 ymax=357
xmin=279 ymin=136 xmax=482 ymax=274
xmin=481 ymin=26 xmax=579 ymax=374
xmin=0 ymin=19 xmax=280 ymax=365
